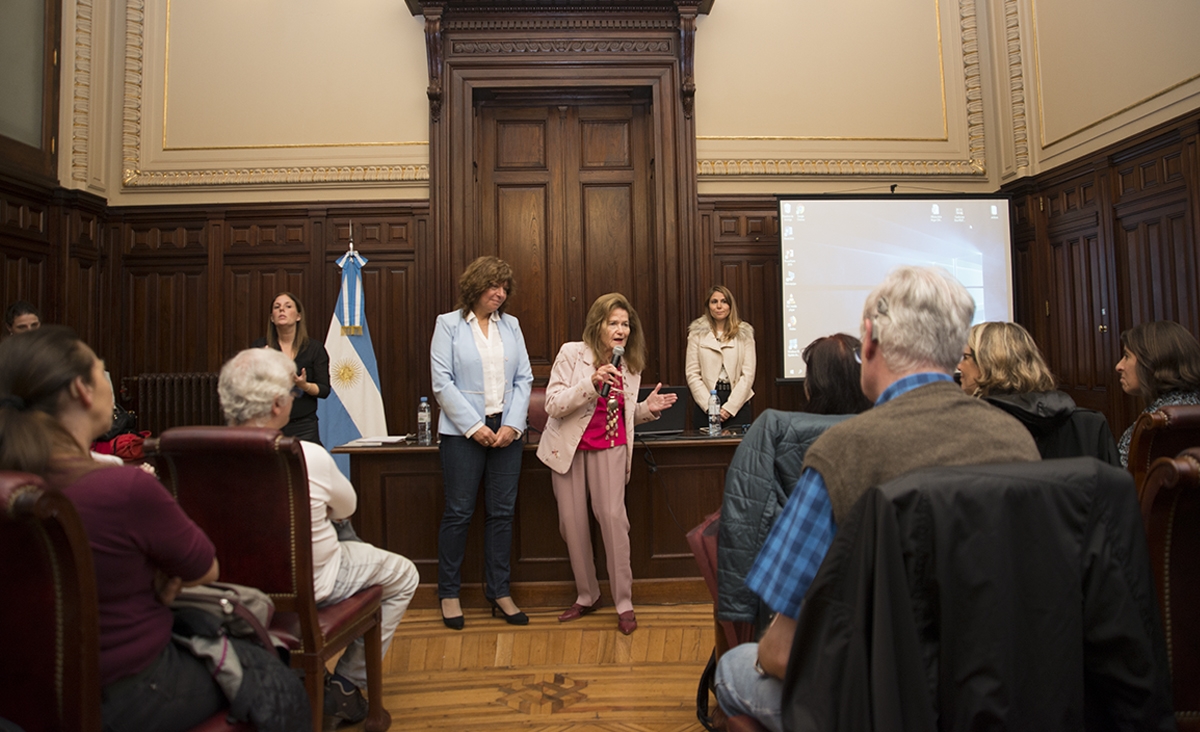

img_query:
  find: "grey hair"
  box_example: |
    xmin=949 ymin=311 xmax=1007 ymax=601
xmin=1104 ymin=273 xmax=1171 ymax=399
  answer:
xmin=219 ymin=347 xmax=295 ymax=426
xmin=861 ymin=265 xmax=975 ymax=374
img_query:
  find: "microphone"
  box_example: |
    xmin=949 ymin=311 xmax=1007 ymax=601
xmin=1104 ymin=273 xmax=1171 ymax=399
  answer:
xmin=600 ymin=346 xmax=625 ymax=398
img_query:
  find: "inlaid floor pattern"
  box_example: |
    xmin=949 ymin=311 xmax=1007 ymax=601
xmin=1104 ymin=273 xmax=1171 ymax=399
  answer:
xmin=339 ymin=603 xmax=714 ymax=732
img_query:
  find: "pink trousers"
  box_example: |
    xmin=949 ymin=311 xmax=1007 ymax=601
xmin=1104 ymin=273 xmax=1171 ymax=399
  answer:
xmin=551 ymin=446 xmax=634 ymax=614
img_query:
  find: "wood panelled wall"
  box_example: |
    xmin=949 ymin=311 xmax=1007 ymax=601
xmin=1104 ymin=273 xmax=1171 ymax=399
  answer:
xmin=6 ymin=107 xmax=1200 ymax=440
xmin=1003 ymin=109 xmax=1200 ymax=437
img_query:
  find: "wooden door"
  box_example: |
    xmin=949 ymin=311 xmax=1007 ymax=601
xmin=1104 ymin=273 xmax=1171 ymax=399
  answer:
xmin=478 ymin=97 xmax=655 ymax=381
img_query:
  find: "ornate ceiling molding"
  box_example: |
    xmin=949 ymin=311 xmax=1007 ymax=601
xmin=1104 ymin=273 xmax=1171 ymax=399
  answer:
xmin=1005 ymin=0 xmax=1030 ymax=172
xmin=450 ymin=39 xmax=673 ymax=54
xmin=120 ymin=0 xmax=429 ymax=189
xmin=697 ymin=0 xmax=988 ymax=179
xmin=69 ymin=0 xmax=95 ymax=185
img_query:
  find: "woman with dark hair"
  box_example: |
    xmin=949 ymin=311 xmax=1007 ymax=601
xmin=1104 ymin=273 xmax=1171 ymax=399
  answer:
xmin=801 ymin=334 xmax=872 ymax=415
xmin=252 ymin=291 xmax=330 ymax=444
xmin=962 ymin=322 xmax=1119 ymax=463
xmin=0 ymin=326 xmax=224 ymax=730
xmin=1115 ymin=320 xmax=1200 ymax=466
xmin=431 ymin=256 xmax=533 ymax=629
xmin=686 ymin=285 xmax=756 ymax=431
xmin=537 ymin=293 xmax=677 ymax=635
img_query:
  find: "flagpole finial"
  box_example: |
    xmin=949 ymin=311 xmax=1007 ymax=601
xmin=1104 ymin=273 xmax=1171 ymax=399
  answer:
xmin=348 ymin=219 xmax=355 ymax=253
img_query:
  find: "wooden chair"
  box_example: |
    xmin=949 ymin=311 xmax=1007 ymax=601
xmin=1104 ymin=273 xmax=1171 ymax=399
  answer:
xmin=0 ymin=472 xmax=248 ymax=732
xmin=145 ymin=427 xmax=391 ymax=732
xmin=0 ymin=471 xmax=102 ymax=732
xmin=1140 ymin=448 xmax=1200 ymax=729
xmin=1127 ymin=404 xmax=1200 ymax=496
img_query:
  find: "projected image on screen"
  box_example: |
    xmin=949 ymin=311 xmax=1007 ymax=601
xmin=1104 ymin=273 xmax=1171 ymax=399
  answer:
xmin=778 ymin=197 xmax=1012 ymax=380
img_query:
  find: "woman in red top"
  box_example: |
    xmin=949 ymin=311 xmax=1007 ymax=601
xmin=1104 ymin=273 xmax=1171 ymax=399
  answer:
xmin=536 ymin=293 xmax=676 ymax=635
xmin=0 ymin=327 xmax=222 ymax=732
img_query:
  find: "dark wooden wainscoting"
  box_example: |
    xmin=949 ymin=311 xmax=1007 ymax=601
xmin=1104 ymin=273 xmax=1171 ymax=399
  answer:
xmin=1003 ymin=109 xmax=1200 ymax=436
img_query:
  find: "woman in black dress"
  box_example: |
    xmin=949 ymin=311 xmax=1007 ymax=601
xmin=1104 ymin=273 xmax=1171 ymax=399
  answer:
xmin=252 ymin=291 xmax=330 ymax=444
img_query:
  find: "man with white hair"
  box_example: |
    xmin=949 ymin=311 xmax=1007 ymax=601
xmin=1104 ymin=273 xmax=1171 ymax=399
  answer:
xmin=219 ymin=347 xmax=419 ymax=727
xmin=714 ymin=266 xmax=1040 ymax=732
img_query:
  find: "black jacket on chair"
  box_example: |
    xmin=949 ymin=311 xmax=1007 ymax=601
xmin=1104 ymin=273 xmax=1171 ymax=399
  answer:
xmin=782 ymin=457 xmax=1174 ymax=732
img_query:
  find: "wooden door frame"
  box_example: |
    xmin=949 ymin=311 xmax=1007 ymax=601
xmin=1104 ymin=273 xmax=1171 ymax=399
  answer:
xmin=420 ymin=4 xmax=701 ymax=383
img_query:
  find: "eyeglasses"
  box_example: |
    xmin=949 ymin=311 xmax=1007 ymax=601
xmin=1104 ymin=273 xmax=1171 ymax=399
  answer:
xmin=290 ymin=385 xmax=304 ymax=399
xmin=959 ymin=350 xmax=976 ymax=363
xmin=853 ymin=347 xmax=862 ymax=365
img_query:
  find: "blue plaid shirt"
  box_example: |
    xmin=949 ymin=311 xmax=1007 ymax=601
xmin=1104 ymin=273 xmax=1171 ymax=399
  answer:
xmin=745 ymin=372 xmax=954 ymax=618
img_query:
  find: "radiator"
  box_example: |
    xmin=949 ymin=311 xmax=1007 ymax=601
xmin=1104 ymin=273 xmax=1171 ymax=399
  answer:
xmin=124 ymin=373 xmax=223 ymax=435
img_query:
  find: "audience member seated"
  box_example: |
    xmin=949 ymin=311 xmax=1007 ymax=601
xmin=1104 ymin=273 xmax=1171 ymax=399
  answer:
xmin=0 ymin=326 xmax=229 ymax=731
xmin=218 ymin=347 xmax=419 ymax=726
xmin=4 ymin=300 xmax=41 ymax=335
xmin=960 ymin=321 xmax=1121 ymax=464
xmin=717 ymin=334 xmax=871 ymax=631
xmin=782 ymin=459 xmax=1174 ymax=730
xmin=1116 ymin=320 xmax=1200 ymax=467
xmin=713 ymin=266 xmax=1040 ymax=732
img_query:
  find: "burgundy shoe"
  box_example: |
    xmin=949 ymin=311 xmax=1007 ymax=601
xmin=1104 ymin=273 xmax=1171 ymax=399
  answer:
xmin=557 ymin=600 xmax=602 ymax=622
xmin=617 ymin=610 xmax=637 ymax=635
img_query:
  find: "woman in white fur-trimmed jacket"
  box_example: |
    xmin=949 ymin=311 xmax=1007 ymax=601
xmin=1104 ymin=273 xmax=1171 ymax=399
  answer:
xmin=685 ymin=285 xmax=756 ymax=431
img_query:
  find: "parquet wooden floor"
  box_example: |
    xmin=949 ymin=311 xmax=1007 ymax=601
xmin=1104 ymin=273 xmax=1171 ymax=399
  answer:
xmin=337 ymin=603 xmax=715 ymax=732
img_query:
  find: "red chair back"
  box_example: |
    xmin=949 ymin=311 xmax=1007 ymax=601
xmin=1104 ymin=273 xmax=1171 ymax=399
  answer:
xmin=0 ymin=472 xmax=101 ymax=732
xmin=1141 ymin=448 xmax=1200 ymax=729
xmin=1128 ymin=405 xmax=1200 ymax=496
xmin=147 ymin=427 xmax=317 ymax=626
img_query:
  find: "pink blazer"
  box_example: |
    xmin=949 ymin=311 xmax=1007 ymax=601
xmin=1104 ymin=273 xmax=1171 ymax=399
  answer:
xmin=536 ymin=341 xmax=655 ymax=482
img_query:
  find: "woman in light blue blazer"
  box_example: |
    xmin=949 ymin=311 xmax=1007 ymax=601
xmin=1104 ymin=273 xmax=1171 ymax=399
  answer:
xmin=431 ymin=256 xmax=533 ymax=630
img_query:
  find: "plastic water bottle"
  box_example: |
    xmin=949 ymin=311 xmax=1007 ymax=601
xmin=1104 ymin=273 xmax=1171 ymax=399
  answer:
xmin=707 ymin=390 xmax=722 ymax=437
xmin=417 ymin=397 xmax=432 ymax=445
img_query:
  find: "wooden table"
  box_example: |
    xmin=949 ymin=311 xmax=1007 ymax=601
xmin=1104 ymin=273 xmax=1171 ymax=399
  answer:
xmin=334 ymin=434 xmax=741 ymax=606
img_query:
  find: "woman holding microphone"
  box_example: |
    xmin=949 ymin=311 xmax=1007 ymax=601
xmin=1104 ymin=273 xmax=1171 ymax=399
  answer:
xmin=431 ymin=256 xmax=533 ymax=629
xmin=537 ymin=293 xmax=677 ymax=635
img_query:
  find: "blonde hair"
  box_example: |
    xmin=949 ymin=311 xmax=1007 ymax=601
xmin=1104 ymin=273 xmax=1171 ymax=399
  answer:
xmin=582 ymin=293 xmax=646 ymax=374
xmin=966 ymin=321 xmax=1056 ymax=397
xmin=700 ymin=285 xmax=746 ymax=341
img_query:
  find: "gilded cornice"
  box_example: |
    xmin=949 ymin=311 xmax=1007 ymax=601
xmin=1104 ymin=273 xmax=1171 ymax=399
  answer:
xmin=697 ymin=0 xmax=988 ymax=179
xmin=124 ymin=166 xmax=429 ymax=187
xmin=1005 ymin=0 xmax=1030 ymax=171
xmin=450 ymin=39 xmax=672 ymax=54
xmin=121 ymin=0 xmax=430 ymax=189
xmin=70 ymin=0 xmax=94 ymax=184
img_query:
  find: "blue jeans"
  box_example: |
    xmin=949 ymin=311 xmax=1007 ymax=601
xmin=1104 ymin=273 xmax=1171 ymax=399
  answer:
xmin=713 ymin=643 xmax=785 ymax=732
xmin=437 ymin=414 xmax=523 ymax=599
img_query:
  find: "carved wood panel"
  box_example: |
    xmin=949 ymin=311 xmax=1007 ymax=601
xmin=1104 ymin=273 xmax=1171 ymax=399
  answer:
xmin=356 ymin=259 xmax=420 ymax=436
xmin=122 ymin=265 xmax=209 ymax=374
xmin=480 ymin=102 xmax=655 ymax=381
xmin=223 ymin=262 xmax=311 ymax=359
xmin=1115 ymin=199 xmax=1197 ymax=336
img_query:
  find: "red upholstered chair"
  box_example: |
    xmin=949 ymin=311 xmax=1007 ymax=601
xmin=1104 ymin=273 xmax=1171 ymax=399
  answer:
xmin=0 ymin=471 xmax=101 ymax=732
xmin=145 ymin=427 xmax=391 ymax=732
xmin=527 ymin=385 xmax=549 ymax=435
xmin=686 ymin=510 xmax=768 ymax=732
xmin=1128 ymin=404 xmax=1200 ymax=498
xmin=1140 ymin=448 xmax=1200 ymax=729
xmin=0 ymin=472 xmax=248 ymax=732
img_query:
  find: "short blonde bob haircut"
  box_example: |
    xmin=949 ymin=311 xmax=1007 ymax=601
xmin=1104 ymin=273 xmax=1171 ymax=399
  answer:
xmin=457 ymin=256 xmax=514 ymax=317
xmin=965 ymin=321 xmax=1056 ymax=397
xmin=582 ymin=292 xmax=646 ymax=374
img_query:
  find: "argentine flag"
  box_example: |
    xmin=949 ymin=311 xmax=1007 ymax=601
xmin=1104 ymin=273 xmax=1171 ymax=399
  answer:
xmin=317 ymin=248 xmax=388 ymax=477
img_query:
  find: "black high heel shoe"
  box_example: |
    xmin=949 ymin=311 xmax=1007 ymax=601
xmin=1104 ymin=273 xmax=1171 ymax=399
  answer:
xmin=487 ymin=597 xmax=529 ymax=626
xmin=441 ymin=599 xmax=465 ymax=631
